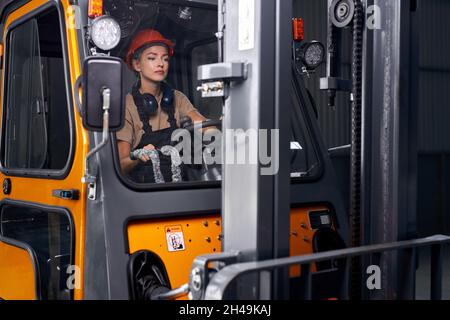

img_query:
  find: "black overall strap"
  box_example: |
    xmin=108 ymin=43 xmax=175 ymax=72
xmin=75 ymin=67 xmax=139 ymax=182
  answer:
xmin=164 ymin=105 xmax=177 ymax=131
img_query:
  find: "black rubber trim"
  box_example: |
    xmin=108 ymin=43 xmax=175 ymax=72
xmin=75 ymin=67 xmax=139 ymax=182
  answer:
xmin=0 ymin=0 xmax=32 ymax=28
xmin=111 ymin=134 xmax=221 ymax=192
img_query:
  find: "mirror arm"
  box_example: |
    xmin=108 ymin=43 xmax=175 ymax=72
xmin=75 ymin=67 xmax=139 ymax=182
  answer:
xmin=82 ymin=87 xmax=111 ymax=185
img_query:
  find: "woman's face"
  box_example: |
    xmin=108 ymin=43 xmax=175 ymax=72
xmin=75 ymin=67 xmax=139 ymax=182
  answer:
xmin=133 ymin=45 xmax=170 ymax=83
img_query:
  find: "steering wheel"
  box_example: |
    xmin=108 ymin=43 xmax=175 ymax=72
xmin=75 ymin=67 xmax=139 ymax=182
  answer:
xmin=172 ymin=119 xmax=223 ymax=182
xmin=171 ymin=119 xmax=222 ymax=145
xmin=181 ymin=119 xmax=222 ymax=133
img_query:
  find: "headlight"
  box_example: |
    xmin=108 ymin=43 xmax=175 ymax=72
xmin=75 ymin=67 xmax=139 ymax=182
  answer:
xmin=91 ymin=16 xmax=121 ymax=51
xmin=300 ymin=41 xmax=325 ymax=70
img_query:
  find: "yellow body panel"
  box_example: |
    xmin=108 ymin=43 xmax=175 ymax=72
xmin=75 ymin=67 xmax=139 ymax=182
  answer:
xmin=128 ymin=214 xmax=222 ymax=290
xmin=0 ymin=0 xmax=87 ymax=299
xmin=0 ymin=241 xmax=37 ymax=300
xmin=128 ymin=207 xmax=329 ymax=293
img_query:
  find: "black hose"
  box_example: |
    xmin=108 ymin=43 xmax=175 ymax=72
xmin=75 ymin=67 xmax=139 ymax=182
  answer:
xmin=349 ymin=0 xmax=364 ymax=300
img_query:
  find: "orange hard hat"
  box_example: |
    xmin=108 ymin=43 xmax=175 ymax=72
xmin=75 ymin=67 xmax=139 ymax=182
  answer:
xmin=126 ymin=29 xmax=175 ymax=69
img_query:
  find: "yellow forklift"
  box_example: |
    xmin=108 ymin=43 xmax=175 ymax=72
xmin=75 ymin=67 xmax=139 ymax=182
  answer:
xmin=0 ymin=0 xmax=447 ymax=301
xmin=0 ymin=0 xmax=346 ymax=300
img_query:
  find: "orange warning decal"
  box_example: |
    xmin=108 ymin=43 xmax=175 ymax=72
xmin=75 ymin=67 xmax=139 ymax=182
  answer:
xmin=165 ymin=225 xmax=186 ymax=252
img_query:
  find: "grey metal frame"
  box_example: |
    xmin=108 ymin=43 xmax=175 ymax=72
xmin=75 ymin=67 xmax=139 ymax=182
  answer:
xmin=359 ymin=0 xmax=419 ymax=299
xmin=217 ymin=0 xmax=292 ymax=300
xmin=202 ymin=235 xmax=450 ymax=300
xmin=203 ymin=0 xmax=350 ymax=300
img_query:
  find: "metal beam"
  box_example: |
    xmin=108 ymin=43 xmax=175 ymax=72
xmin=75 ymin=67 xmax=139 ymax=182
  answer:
xmin=221 ymin=0 xmax=291 ymax=299
xmin=361 ymin=0 xmax=419 ymax=299
xmin=204 ymin=235 xmax=450 ymax=300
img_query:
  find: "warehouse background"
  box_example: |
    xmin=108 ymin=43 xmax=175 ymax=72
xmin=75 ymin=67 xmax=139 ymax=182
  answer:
xmin=294 ymin=0 xmax=450 ymax=238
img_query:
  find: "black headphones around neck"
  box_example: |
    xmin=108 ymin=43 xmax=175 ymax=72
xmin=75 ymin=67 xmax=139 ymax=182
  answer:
xmin=132 ymin=80 xmax=175 ymax=116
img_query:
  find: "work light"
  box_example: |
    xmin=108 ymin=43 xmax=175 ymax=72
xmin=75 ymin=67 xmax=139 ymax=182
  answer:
xmin=300 ymin=41 xmax=325 ymax=70
xmin=91 ymin=16 xmax=121 ymax=51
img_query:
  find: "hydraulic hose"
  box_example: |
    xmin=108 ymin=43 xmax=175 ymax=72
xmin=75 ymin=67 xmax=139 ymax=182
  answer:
xmin=131 ymin=147 xmax=184 ymax=183
xmin=349 ymin=0 xmax=364 ymax=300
xmin=131 ymin=149 xmax=165 ymax=183
xmin=161 ymin=146 xmax=183 ymax=183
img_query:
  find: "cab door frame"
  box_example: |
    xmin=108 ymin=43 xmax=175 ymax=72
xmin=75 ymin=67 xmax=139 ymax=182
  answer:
xmin=79 ymin=0 xmax=223 ymax=300
xmin=0 ymin=0 xmax=87 ymax=300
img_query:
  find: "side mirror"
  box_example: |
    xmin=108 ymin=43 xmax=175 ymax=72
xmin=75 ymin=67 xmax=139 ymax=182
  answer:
xmin=82 ymin=56 xmax=125 ymax=132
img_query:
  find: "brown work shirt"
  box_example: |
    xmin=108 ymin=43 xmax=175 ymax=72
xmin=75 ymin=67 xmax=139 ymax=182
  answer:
xmin=116 ymin=90 xmax=197 ymax=149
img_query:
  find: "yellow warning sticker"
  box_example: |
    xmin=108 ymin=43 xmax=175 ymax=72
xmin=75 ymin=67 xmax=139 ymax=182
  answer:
xmin=165 ymin=225 xmax=186 ymax=252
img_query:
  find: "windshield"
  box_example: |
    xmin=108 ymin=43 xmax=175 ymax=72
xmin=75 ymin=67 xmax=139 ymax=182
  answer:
xmin=93 ymin=0 xmax=320 ymax=187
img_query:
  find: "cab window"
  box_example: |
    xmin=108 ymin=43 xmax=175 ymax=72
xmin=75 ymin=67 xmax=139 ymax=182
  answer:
xmin=0 ymin=204 xmax=74 ymax=300
xmin=2 ymin=8 xmax=71 ymax=173
xmin=105 ymin=1 xmax=222 ymax=187
xmin=103 ymin=0 xmax=320 ymax=187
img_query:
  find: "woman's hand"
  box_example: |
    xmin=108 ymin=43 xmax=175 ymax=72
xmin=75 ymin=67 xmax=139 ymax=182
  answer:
xmin=118 ymin=141 xmax=156 ymax=172
xmin=138 ymin=144 xmax=156 ymax=162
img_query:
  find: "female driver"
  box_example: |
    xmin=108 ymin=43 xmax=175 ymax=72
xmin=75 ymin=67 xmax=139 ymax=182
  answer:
xmin=116 ymin=29 xmax=208 ymax=183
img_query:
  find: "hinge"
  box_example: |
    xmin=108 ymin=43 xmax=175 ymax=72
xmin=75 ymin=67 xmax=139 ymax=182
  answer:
xmin=82 ymin=175 xmax=97 ymax=201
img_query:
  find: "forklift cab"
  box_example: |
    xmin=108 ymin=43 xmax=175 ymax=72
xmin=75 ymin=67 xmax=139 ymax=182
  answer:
xmin=107 ymin=0 xmax=224 ymax=184
xmin=0 ymin=0 xmax=346 ymax=300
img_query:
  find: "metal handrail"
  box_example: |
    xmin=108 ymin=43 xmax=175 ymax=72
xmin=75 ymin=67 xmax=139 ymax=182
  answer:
xmin=203 ymin=235 xmax=450 ymax=300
